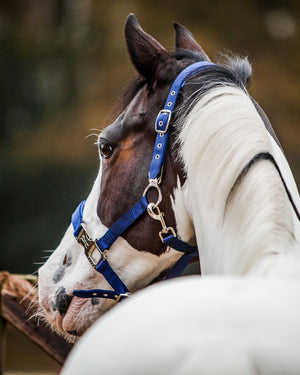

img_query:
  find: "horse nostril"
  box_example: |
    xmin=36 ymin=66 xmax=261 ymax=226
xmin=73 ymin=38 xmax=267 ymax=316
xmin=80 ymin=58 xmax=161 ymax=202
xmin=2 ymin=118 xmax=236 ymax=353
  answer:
xmin=52 ymin=286 xmax=73 ymax=316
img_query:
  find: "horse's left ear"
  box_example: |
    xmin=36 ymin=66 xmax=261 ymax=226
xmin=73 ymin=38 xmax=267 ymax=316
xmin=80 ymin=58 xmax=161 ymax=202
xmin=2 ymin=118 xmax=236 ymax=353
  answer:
xmin=174 ymin=22 xmax=211 ymax=61
xmin=125 ymin=14 xmax=171 ymax=79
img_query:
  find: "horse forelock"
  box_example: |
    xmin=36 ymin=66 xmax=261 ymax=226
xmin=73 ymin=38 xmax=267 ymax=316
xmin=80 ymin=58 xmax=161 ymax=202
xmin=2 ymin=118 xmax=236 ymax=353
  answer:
xmin=112 ymin=49 xmax=251 ymax=114
xmin=222 ymin=55 xmax=252 ymax=87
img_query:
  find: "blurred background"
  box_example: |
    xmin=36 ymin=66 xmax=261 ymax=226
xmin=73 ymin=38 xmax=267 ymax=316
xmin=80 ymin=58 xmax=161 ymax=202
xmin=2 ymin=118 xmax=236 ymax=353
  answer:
xmin=1 ymin=0 xmax=299 ymax=275
xmin=0 ymin=1 xmax=299 ymax=373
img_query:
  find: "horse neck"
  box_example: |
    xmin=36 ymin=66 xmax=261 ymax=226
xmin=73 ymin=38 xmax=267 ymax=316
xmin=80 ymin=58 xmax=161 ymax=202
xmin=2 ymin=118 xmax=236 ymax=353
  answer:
xmin=178 ymin=85 xmax=300 ymax=277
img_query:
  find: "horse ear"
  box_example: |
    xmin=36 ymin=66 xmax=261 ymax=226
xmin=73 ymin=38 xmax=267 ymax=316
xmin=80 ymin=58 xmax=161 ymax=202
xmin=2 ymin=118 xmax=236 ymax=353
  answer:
xmin=174 ymin=22 xmax=211 ymax=61
xmin=125 ymin=14 xmax=170 ymax=78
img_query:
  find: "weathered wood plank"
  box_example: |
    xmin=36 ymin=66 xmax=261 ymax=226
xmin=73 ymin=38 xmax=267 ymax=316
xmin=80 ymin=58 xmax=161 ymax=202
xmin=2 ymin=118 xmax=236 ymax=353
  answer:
xmin=0 ymin=271 xmax=73 ymax=366
xmin=0 ymin=317 xmax=7 ymax=375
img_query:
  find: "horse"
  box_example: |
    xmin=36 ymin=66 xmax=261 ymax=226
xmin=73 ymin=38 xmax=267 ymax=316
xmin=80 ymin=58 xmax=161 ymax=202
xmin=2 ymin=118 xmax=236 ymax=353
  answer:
xmin=61 ymin=277 xmax=300 ymax=375
xmin=38 ymin=12 xmax=300 ymax=350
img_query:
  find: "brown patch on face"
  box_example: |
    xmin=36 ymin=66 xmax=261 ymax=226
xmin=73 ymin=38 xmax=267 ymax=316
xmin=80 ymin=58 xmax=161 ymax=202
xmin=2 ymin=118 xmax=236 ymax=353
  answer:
xmin=97 ymin=78 xmax=185 ymax=256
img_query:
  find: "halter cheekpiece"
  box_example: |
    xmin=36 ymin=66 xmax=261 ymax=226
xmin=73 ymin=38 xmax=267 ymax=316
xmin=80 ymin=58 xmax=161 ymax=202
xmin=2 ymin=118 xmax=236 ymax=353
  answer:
xmin=71 ymin=61 xmax=215 ymax=302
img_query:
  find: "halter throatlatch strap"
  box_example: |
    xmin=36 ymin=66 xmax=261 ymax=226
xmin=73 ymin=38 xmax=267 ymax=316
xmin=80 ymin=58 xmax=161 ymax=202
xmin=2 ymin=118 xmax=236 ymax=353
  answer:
xmin=71 ymin=61 xmax=215 ymax=302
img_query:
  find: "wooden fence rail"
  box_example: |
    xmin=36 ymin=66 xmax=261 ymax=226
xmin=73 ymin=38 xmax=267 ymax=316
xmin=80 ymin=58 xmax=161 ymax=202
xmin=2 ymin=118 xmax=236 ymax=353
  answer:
xmin=0 ymin=271 xmax=73 ymax=374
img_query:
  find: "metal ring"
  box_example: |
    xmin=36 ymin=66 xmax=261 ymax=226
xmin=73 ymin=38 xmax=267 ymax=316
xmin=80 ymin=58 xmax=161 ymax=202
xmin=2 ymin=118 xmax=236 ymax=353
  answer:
xmin=143 ymin=179 xmax=162 ymax=207
xmin=159 ymin=226 xmax=177 ymax=243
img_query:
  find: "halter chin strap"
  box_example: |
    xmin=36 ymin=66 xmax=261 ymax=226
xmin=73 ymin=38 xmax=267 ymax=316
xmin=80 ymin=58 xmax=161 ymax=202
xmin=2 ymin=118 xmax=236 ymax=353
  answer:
xmin=71 ymin=61 xmax=215 ymax=301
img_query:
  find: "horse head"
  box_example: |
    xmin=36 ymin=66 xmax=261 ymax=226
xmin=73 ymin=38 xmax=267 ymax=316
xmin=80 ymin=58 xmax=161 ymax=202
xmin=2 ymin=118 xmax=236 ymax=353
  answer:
xmin=38 ymin=14 xmax=300 ymax=340
xmin=38 ymin=14 xmax=207 ymax=338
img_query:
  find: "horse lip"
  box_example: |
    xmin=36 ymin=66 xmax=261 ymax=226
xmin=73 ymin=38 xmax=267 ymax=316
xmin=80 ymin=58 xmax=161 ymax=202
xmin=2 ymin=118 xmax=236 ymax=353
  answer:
xmin=45 ymin=295 xmax=85 ymax=334
xmin=61 ymin=296 xmax=89 ymax=334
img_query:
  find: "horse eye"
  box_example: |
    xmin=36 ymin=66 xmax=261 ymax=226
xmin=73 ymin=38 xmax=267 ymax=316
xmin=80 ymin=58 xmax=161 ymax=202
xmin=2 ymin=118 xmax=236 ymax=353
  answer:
xmin=99 ymin=142 xmax=114 ymax=159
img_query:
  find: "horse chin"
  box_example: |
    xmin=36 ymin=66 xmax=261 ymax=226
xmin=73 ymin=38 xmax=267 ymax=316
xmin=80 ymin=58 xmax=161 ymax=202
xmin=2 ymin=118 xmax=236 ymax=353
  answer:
xmin=46 ymin=296 xmax=115 ymax=338
xmin=61 ymin=296 xmax=91 ymax=335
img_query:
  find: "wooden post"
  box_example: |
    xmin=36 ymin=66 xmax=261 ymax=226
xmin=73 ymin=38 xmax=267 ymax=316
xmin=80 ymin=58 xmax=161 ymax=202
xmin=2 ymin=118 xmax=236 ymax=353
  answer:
xmin=0 ymin=271 xmax=73 ymax=366
xmin=0 ymin=272 xmax=9 ymax=375
xmin=0 ymin=317 xmax=7 ymax=375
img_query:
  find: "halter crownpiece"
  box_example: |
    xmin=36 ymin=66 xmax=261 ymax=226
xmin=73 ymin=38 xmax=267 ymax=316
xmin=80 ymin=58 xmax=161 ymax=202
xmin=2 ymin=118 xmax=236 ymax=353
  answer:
xmin=71 ymin=61 xmax=215 ymax=302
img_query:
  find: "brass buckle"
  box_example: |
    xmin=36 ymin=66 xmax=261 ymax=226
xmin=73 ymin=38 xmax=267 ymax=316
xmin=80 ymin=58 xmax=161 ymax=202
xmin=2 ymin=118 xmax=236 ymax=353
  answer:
xmin=76 ymin=225 xmax=106 ymax=268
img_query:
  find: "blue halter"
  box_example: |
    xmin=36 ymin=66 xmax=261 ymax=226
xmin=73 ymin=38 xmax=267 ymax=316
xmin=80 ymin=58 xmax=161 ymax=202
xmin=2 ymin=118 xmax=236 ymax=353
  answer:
xmin=71 ymin=61 xmax=215 ymax=302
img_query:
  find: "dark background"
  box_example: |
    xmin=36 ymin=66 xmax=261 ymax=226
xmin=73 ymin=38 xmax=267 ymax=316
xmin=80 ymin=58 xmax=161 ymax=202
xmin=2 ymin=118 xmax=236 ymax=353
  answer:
xmin=1 ymin=0 xmax=299 ymax=274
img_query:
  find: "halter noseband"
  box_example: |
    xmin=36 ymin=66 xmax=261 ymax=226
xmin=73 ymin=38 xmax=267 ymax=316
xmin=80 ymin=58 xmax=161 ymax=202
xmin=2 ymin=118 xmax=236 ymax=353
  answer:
xmin=71 ymin=61 xmax=215 ymax=302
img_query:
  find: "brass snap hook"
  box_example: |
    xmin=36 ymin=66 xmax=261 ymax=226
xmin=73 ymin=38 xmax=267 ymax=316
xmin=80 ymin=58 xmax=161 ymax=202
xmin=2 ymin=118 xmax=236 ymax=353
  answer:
xmin=147 ymin=202 xmax=164 ymax=222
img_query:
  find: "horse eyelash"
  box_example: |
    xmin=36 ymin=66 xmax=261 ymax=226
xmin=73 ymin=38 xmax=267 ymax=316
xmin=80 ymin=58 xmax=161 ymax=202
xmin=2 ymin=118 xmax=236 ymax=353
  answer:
xmin=85 ymin=128 xmax=104 ymax=145
xmin=98 ymin=138 xmax=118 ymax=148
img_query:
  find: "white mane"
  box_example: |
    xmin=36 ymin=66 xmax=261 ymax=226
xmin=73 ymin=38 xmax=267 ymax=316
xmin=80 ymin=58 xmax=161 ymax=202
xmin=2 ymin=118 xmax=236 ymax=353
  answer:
xmin=175 ymin=85 xmax=300 ymax=276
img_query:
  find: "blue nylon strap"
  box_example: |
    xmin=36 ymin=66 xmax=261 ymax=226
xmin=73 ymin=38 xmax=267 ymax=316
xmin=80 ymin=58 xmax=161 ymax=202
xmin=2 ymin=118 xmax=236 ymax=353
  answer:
xmin=149 ymin=61 xmax=214 ymax=179
xmin=163 ymin=234 xmax=199 ymax=279
xmin=73 ymin=259 xmax=129 ymax=300
xmin=166 ymin=250 xmax=198 ymax=279
xmin=73 ymin=289 xmax=128 ymax=301
xmin=70 ymin=197 xmax=147 ymax=302
xmin=71 ymin=200 xmax=86 ymax=237
xmin=149 ymin=131 xmax=170 ymax=180
xmin=96 ymin=260 xmax=129 ymax=293
xmin=163 ymin=234 xmax=198 ymax=254
xmin=96 ymin=195 xmax=148 ymax=251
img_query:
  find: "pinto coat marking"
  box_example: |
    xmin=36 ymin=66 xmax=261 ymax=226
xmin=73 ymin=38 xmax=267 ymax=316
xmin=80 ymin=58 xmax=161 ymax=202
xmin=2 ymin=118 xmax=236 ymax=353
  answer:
xmin=38 ymin=14 xmax=300 ymax=344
